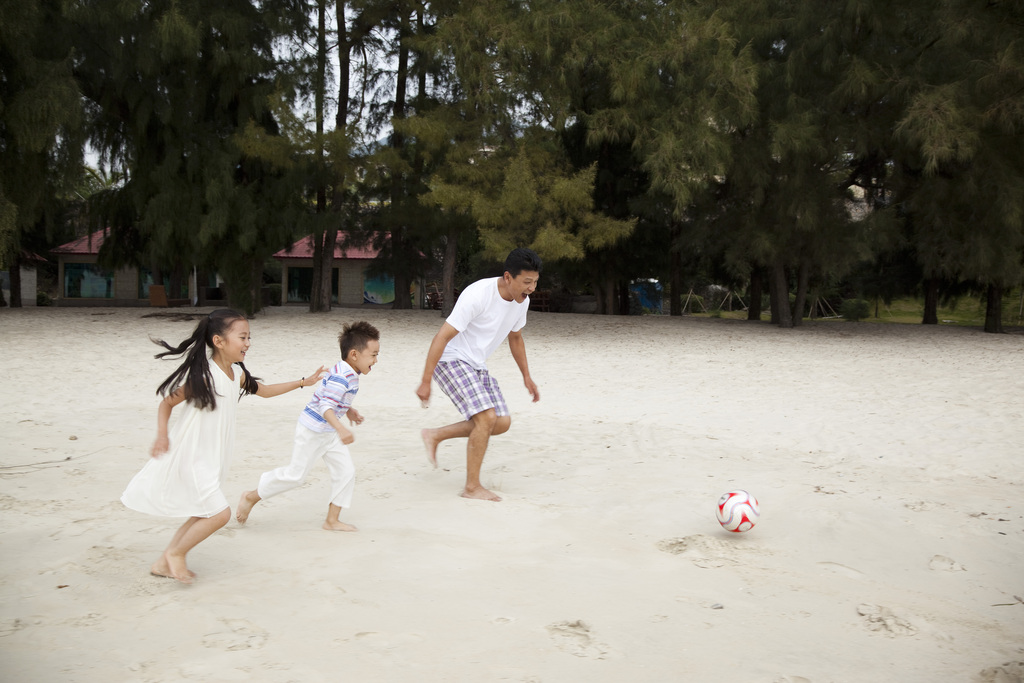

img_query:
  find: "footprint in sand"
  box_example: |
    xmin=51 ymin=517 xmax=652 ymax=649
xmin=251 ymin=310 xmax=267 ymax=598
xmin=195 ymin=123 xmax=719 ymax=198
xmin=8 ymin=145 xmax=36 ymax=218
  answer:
xmin=857 ymin=603 xmax=918 ymax=637
xmin=201 ymin=618 xmax=267 ymax=651
xmin=977 ymin=661 xmax=1024 ymax=683
xmin=656 ymin=534 xmax=760 ymax=567
xmin=928 ymin=554 xmax=967 ymax=571
xmin=546 ymin=620 xmax=609 ymax=659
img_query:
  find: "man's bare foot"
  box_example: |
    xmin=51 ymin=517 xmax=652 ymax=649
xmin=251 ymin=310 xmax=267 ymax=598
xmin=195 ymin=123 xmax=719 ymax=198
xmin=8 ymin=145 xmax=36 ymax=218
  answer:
xmin=235 ymin=491 xmax=259 ymax=524
xmin=322 ymin=520 xmax=358 ymax=532
xmin=151 ymin=552 xmax=193 ymax=584
xmin=460 ymin=486 xmax=502 ymax=502
xmin=421 ymin=428 xmax=439 ymax=468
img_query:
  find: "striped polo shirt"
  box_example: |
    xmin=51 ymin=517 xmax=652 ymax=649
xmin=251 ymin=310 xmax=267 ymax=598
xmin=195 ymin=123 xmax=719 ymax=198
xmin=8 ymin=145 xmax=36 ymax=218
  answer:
xmin=298 ymin=360 xmax=359 ymax=433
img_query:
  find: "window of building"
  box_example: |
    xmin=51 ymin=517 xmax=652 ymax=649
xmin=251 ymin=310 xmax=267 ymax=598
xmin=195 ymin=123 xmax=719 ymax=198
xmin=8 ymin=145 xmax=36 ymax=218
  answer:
xmin=287 ymin=266 xmax=337 ymax=303
xmin=64 ymin=263 xmax=113 ymax=298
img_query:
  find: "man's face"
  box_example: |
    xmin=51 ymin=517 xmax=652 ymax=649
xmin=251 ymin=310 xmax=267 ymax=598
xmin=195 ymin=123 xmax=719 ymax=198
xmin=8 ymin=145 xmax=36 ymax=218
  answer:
xmin=505 ymin=270 xmax=540 ymax=303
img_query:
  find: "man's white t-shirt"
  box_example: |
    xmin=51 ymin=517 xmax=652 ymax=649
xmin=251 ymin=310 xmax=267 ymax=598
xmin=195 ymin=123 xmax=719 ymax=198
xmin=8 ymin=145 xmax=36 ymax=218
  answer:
xmin=441 ymin=277 xmax=529 ymax=370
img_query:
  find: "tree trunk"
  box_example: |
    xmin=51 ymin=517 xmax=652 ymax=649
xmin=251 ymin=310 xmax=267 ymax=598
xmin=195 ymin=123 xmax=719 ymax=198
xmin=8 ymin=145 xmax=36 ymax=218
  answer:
xmin=617 ymin=279 xmax=630 ymax=315
xmin=984 ymin=283 xmax=1003 ymax=333
xmin=669 ymin=223 xmax=682 ymax=316
xmin=791 ymin=261 xmax=809 ymax=327
xmin=390 ymin=15 xmax=412 ymax=310
xmin=922 ymin=277 xmax=938 ymax=324
xmin=770 ymin=259 xmax=792 ymax=327
xmin=9 ymin=253 xmax=22 ymax=308
xmin=309 ymin=0 xmax=333 ymax=313
xmin=441 ymin=227 xmax=457 ymax=317
xmin=747 ymin=267 xmax=763 ymax=321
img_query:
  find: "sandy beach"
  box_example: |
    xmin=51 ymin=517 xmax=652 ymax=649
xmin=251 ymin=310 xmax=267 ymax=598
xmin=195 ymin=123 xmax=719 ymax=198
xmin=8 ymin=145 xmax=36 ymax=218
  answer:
xmin=1 ymin=305 xmax=1022 ymax=682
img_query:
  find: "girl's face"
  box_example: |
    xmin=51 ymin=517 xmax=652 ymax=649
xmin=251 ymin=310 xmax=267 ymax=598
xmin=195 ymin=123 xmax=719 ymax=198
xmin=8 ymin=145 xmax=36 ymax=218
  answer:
xmin=213 ymin=319 xmax=251 ymax=364
xmin=347 ymin=340 xmax=380 ymax=375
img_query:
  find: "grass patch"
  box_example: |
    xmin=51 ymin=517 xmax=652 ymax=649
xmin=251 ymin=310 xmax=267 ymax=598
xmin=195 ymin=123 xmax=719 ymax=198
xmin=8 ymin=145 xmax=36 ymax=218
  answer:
xmin=685 ymin=287 xmax=1024 ymax=327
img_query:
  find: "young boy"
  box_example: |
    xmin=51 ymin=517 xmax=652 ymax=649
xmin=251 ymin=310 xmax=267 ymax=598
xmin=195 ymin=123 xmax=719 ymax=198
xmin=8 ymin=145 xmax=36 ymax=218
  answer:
xmin=236 ymin=321 xmax=380 ymax=531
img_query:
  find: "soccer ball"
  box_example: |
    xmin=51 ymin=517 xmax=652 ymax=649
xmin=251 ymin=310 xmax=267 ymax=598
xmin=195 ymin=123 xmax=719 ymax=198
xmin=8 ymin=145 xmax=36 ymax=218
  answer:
xmin=716 ymin=490 xmax=759 ymax=533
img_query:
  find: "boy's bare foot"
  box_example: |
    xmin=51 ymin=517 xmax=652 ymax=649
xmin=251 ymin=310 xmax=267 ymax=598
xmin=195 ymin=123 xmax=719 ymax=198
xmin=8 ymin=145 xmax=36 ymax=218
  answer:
xmin=235 ymin=491 xmax=259 ymax=524
xmin=421 ymin=428 xmax=439 ymax=468
xmin=322 ymin=520 xmax=358 ymax=532
xmin=461 ymin=486 xmax=502 ymax=502
xmin=152 ymin=551 xmax=193 ymax=584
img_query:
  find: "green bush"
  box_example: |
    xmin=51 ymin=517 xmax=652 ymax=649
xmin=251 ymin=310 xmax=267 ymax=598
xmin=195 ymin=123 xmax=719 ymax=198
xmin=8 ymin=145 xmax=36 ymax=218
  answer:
xmin=840 ymin=298 xmax=870 ymax=322
xmin=36 ymin=291 xmax=53 ymax=306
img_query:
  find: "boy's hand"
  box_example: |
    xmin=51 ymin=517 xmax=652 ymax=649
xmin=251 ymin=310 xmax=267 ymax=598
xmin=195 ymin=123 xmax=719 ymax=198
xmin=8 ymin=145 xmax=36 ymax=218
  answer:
xmin=337 ymin=427 xmax=355 ymax=445
xmin=347 ymin=407 xmax=364 ymax=426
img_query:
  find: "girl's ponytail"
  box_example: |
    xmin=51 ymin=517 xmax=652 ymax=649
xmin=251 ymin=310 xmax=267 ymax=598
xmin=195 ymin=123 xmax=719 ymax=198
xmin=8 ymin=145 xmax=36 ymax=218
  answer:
xmin=152 ymin=309 xmax=250 ymax=410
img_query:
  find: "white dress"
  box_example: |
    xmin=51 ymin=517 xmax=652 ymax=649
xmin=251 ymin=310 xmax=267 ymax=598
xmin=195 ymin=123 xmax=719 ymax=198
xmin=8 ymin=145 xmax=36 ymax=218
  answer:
xmin=121 ymin=362 xmax=240 ymax=518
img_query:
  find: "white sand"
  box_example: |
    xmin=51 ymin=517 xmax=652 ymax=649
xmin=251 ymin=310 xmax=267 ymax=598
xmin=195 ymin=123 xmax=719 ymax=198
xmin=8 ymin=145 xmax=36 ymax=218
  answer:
xmin=1 ymin=306 xmax=1022 ymax=682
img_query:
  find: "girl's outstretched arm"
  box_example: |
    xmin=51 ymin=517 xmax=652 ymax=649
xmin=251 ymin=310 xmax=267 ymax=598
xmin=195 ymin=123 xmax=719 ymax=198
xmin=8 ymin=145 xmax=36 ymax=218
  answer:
xmin=254 ymin=365 xmax=327 ymax=398
xmin=151 ymin=387 xmax=187 ymax=458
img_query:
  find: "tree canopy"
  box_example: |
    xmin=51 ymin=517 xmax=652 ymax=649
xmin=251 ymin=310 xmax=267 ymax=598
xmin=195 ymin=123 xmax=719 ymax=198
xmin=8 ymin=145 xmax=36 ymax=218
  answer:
xmin=4 ymin=0 xmax=1021 ymax=329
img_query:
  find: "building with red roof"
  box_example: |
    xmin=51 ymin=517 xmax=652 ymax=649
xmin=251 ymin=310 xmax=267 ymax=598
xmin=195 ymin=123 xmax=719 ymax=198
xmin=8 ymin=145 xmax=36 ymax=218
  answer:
xmin=272 ymin=233 xmax=412 ymax=306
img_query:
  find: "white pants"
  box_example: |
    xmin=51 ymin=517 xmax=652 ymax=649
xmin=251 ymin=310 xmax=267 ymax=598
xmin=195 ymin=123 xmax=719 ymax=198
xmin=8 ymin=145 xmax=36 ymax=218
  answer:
xmin=257 ymin=423 xmax=355 ymax=508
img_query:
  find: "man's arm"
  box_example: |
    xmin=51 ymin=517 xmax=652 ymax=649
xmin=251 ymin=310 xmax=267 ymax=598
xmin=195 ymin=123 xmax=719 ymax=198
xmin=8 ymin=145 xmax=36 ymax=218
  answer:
xmin=416 ymin=322 xmax=461 ymax=405
xmin=507 ymin=329 xmax=540 ymax=402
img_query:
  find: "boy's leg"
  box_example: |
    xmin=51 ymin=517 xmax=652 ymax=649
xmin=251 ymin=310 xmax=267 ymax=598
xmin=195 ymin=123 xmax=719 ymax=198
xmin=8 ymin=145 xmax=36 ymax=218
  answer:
xmin=324 ymin=503 xmax=357 ymax=532
xmin=237 ymin=425 xmax=322 ymax=524
xmin=322 ymin=441 xmax=357 ymax=531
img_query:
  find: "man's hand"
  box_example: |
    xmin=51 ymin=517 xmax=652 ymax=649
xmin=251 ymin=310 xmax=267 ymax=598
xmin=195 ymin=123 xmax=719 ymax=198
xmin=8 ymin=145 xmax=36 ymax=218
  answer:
xmin=415 ymin=380 xmax=431 ymax=407
xmin=524 ymin=377 xmax=540 ymax=402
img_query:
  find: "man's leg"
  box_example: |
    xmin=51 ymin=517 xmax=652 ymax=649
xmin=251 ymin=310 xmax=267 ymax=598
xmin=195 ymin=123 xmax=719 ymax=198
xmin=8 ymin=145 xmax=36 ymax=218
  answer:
xmin=462 ymin=409 xmax=503 ymax=501
xmin=422 ymin=414 xmax=510 ymax=467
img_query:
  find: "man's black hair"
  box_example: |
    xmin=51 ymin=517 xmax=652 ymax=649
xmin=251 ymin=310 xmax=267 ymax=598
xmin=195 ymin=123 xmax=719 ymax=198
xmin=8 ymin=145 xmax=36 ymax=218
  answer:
xmin=504 ymin=248 xmax=542 ymax=277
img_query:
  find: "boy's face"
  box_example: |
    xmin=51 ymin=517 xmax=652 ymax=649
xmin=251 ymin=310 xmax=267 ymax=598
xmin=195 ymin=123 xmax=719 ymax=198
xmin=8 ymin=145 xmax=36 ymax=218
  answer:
xmin=347 ymin=340 xmax=380 ymax=375
xmin=504 ymin=270 xmax=540 ymax=303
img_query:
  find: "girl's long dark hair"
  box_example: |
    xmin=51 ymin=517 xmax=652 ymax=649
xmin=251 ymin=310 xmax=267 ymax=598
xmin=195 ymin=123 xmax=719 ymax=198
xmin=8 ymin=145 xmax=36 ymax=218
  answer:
xmin=152 ymin=309 xmax=260 ymax=410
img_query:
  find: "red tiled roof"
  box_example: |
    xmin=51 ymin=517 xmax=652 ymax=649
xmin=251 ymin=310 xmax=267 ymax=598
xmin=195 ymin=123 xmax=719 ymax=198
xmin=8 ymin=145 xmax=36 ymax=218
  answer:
xmin=51 ymin=229 xmax=109 ymax=255
xmin=273 ymin=234 xmax=380 ymax=260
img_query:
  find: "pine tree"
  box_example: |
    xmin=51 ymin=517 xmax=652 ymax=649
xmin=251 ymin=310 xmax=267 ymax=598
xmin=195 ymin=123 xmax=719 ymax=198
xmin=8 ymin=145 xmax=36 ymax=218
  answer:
xmin=73 ymin=0 xmax=308 ymax=314
xmin=0 ymin=0 xmax=83 ymax=307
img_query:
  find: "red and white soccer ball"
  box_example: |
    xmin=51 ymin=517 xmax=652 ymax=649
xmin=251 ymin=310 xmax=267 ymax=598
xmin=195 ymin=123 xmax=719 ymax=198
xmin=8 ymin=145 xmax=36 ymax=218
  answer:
xmin=716 ymin=490 xmax=759 ymax=533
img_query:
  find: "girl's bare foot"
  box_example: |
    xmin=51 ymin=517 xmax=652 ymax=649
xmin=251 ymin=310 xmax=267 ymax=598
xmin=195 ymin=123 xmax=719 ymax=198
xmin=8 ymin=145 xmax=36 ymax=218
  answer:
xmin=421 ymin=429 xmax=439 ymax=468
xmin=151 ymin=552 xmax=193 ymax=584
xmin=322 ymin=520 xmax=358 ymax=532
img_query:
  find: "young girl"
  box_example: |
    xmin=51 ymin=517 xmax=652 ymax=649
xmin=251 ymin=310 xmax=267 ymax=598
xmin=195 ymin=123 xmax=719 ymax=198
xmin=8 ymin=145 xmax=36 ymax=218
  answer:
xmin=121 ymin=309 xmax=325 ymax=584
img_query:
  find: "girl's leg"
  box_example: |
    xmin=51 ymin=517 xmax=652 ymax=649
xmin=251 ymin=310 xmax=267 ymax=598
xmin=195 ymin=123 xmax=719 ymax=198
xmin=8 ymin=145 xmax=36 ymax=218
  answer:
xmin=151 ymin=518 xmax=200 ymax=579
xmin=157 ymin=508 xmax=231 ymax=583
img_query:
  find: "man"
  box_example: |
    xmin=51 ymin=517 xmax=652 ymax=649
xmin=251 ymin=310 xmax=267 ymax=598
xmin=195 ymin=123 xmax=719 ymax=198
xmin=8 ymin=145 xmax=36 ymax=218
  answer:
xmin=416 ymin=248 xmax=542 ymax=501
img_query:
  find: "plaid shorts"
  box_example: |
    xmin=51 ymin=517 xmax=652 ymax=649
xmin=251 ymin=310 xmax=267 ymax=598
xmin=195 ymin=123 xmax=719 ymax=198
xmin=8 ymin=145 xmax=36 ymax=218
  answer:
xmin=433 ymin=360 xmax=509 ymax=421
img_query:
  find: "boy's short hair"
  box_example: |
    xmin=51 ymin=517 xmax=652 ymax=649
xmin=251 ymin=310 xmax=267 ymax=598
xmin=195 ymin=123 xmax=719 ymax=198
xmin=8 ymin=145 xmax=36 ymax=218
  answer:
xmin=339 ymin=321 xmax=380 ymax=359
xmin=504 ymin=247 xmax=542 ymax=277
